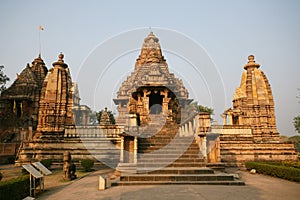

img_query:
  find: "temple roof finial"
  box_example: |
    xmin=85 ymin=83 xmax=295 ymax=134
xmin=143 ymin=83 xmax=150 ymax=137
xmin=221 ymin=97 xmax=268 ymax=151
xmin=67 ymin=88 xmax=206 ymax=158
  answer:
xmin=58 ymin=52 xmax=64 ymax=62
xmin=244 ymin=54 xmax=260 ymax=69
xmin=52 ymin=52 xmax=68 ymax=68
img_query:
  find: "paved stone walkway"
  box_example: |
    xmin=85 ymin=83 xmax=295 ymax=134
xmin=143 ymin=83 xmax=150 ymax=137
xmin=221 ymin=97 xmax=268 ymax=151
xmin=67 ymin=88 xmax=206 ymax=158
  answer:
xmin=38 ymin=169 xmax=300 ymax=200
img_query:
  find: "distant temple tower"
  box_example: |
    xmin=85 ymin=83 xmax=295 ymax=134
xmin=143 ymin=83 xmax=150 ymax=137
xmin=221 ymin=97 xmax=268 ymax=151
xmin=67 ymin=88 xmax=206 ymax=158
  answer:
xmin=223 ymin=55 xmax=279 ymax=142
xmin=36 ymin=53 xmax=74 ymax=138
xmin=114 ymin=32 xmax=192 ymax=126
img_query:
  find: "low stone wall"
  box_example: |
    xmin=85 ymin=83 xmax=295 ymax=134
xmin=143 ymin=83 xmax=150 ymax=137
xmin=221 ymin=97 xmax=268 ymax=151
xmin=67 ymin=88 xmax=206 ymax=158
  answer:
xmin=64 ymin=125 xmax=124 ymax=138
xmin=211 ymin=125 xmax=252 ymax=135
xmin=220 ymin=142 xmax=297 ymax=166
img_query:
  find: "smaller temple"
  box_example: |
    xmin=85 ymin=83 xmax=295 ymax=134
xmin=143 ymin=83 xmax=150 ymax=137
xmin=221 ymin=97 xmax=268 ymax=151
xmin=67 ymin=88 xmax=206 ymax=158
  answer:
xmin=35 ymin=53 xmax=75 ymax=139
xmin=0 ymin=54 xmax=47 ymax=131
xmin=100 ymin=107 xmax=112 ymax=126
xmin=222 ymin=55 xmax=279 ymax=142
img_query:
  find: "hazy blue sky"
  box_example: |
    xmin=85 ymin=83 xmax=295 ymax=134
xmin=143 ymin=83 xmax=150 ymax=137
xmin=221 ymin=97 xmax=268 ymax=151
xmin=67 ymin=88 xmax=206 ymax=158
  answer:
xmin=0 ymin=0 xmax=299 ymax=136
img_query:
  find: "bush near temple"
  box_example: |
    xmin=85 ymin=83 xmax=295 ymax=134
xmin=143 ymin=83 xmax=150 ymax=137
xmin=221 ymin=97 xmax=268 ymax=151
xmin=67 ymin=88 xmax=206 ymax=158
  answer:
xmin=245 ymin=162 xmax=300 ymax=182
xmin=41 ymin=159 xmax=53 ymax=169
xmin=0 ymin=171 xmax=2 ymax=181
xmin=81 ymin=159 xmax=94 ymax=172
xmin=0 ymin=175 xmax=29 ymax=200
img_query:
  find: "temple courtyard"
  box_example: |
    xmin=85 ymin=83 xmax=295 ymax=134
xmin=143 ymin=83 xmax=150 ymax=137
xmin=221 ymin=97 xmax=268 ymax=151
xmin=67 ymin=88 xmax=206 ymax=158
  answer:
xmin=37 ymin=167 xmax=300 ymax=200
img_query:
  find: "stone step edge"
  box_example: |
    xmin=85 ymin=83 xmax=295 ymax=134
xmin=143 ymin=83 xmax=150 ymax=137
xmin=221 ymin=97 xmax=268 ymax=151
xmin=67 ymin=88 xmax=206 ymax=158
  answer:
xmin=114 ymin=180 xmax=245 ymax=186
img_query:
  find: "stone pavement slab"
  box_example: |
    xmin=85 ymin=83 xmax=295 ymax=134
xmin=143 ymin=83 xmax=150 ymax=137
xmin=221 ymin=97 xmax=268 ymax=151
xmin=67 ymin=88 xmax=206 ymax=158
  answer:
xmin=38 ymin=170 xmax=300 ymax=200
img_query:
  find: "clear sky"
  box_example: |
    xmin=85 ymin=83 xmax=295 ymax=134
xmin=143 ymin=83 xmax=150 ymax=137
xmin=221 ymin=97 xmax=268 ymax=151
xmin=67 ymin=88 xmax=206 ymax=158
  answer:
xmin=0 ymin=0 xmax=299 ymax=136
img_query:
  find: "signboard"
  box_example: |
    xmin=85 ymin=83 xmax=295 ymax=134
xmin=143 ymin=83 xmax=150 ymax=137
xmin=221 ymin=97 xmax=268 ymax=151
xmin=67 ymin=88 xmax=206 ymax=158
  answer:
xmin=32 ymin=162 xmax=52 ymax=175
xmin=22 ymin=164 xmax=43 ymax=178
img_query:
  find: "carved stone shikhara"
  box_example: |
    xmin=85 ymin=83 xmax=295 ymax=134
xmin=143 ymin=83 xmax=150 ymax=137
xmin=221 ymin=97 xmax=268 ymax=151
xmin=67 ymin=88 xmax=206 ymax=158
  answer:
xmin=113 ymin=32 xmax=192 ymax=126
xmin=223 ymin=55 xmax=279 ymax=142
xmin=35 ymin=53 xmax=74 ymax=139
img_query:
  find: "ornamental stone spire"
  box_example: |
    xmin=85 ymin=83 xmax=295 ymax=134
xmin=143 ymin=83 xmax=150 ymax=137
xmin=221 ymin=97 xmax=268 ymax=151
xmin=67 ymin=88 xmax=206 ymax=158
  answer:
xmin=114 ymin=32 xmax=192 ymax=126
xmin=135 ymin=32 xmax=166 ymax=69
xmin=223 ymin=55 xmax=278 ymax=142
xmin=35 ymin=53 xmax=74 ymax=139
xmin=100 ymin=107 xmax=112 ymax=126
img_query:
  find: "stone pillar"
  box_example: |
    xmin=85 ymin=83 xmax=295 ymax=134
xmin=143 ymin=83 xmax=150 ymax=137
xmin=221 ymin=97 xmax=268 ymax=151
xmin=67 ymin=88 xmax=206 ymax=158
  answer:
xmin=228 ymin=113 xmax=233 ymax=125
xmin=216 ymin=137 xmax=221 ymax=162
xmin=120 ymin=137 xmax=124 ymax=163
xmin=222 ymin=114 xmax=227 ymax=125
xmin=133 ymin=136 xmax=138 ymax=164
xmin=202 ymin=136 xmax=207 ymax=160
xmin=161 ymin=89 xmax=170 ymax=115
xmin=188 ymin=121 xmax=193 ymax=136
xmin=238 ymin=115 xmax=243 ymax=125
xmin=142 ymin=89 xmax=151 ymax=113
xmin=184 ymin=124 xmax=188 ymax=136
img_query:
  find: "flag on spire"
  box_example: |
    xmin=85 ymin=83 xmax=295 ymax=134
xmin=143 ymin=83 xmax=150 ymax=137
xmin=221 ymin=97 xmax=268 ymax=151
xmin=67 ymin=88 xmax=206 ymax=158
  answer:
xmin=38 ymin=25 xmax=44 ymax=30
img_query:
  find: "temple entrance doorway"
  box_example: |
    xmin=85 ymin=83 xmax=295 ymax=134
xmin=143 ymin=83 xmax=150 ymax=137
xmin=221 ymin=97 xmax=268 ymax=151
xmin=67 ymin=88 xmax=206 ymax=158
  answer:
xmin=149 ymin=91 xmax=163 ymax=114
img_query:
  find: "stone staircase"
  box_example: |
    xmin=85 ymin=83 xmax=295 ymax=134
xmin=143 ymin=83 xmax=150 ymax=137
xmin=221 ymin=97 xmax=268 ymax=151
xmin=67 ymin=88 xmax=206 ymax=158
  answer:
xmin=116 ymin=115 xmax=244 ymax=185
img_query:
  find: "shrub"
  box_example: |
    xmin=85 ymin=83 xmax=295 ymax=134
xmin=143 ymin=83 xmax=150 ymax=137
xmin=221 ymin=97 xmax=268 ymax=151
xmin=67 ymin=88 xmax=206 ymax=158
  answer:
xmin=21 ymin=168 xmax=29 ymax=175
xmin=6 ymin=156 xmax=16 ymax=164
xmin=81 ymin=159 xmax=94 ymax=172
xmin=0 ymin=175 xmax=30 ymax=200
xmin=245 ymin=162 xmax=300 ymax=182
xmin=40 ymin=159 xmax=53 ymax=169
xmin=0 ymin=171 xmax=2 ymax=181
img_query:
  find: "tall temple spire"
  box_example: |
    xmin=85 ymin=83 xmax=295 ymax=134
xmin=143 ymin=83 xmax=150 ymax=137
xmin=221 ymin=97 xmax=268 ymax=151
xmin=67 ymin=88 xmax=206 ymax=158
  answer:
xmin=114 ymin=32 xmax=192 ymax=125
xmin=31 ymin=54 xmax=48 ymax=87
xmin=135 ymin=32 xmax=166 ymax=68
xmin=224 ymin=55 xmax=278 ymax=142
xmin=36 ymin=53 xmax=74 ymax=137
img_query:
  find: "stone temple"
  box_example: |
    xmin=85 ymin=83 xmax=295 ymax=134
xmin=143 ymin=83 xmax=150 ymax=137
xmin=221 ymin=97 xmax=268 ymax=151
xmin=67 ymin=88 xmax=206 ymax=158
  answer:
xmin=114 ymin=32 xmax=192 ymax=126
xmin=0 ymin=32 xmax=297 ymax=184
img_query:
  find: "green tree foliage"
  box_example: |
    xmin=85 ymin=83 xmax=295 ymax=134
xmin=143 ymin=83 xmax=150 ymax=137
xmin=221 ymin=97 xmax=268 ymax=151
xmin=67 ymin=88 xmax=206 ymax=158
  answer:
xmin=187 ymin=101 xmax=214 ymax=115
xmin=245 ymin=162 xmax=300 ymax=182
xmin=41 ymin=159 xmax=53 ymax=169
xmin=0 ymin=175 xmax=30 ymax=199
xmin=294 ymin=116 xmax=300 ymax=134
xmin=89 ymin=111 xmax=98 ymax=125
xmin=288 ymin=135 xmax=300 ymax=152
xmin=81 ymin=159 xmax=94 ymax=172
xmin=0 ymin=65 xmax=9 ymax=93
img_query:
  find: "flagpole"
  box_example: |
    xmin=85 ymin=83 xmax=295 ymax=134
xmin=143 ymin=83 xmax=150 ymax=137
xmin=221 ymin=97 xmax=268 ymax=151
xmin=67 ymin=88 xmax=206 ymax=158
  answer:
xmin=39 ymin=29 xmax=41 ymax=55
xmin=38 ymin=26 xmax=44 ymax=55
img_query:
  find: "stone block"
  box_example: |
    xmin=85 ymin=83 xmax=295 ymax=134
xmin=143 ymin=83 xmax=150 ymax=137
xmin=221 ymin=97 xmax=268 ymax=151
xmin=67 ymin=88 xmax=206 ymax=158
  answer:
xmin=99 ymin=175 xmax=106 ymax=190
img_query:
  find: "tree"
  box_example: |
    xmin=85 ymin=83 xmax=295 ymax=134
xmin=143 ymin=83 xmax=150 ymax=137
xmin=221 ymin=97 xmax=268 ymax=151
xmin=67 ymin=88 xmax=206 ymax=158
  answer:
xmin=187 ymin=101 xmax=214 ymax=115
xmin=288 ymin=135 xmax=300 ymax=152
xmin=0 ymin=65 xmax=9 ymax=93
xmin=294 ymin=116 xmax=300 ymax=134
